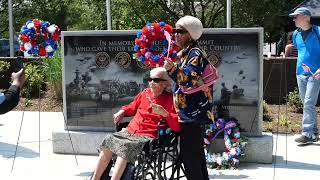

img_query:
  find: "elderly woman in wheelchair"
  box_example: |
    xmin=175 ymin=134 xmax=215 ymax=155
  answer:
xmin=91 ymin=67 xmax=180 ymax=180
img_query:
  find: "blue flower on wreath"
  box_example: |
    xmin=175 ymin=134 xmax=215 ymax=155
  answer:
xmin=133 ymin=21 xmax=180 ymax=68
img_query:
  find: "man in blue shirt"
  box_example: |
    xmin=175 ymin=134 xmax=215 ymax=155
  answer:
xmin=290 ymin=7 xmax=320 ymax=143
xmin=0 ymin=68 xmax=25 ymax=115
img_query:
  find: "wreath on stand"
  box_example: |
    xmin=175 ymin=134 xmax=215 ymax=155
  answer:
xmin=19 ymin=19 xmax=61 ymax=57
xmin=204 ymin=117 xmax=248 ymax=169
xmin=133 ymin=22 xmax=180 ymax=68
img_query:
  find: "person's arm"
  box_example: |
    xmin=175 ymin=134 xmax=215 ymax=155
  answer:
xmin=164 ymin=58 xmax=178 ymax=82
xmin=113 ymin=91 xmax=144 ymax=124
xmin=151 ymin=98 xmax=180 ymax=132
xmin=0 ymin=69 xmax=25 ymax=115
xmin=314 ymin=70 xmax=320 ymax=80
xmin=11 ymin=68 xmax=25 ymax=89
xmin=121 ymin=90 xmax=143 ymax=116
xmin=163 ymin=105 xmax=180 ymax=132
xmin=0 ymin=85 xmax=20 ymax=114
xmin=284 ymin=44 xmax=292 ymax=57
xmin=165 ymin=49 xmax=204 ymax=87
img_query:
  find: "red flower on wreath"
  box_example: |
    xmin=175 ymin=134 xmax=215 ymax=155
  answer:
xmin=133 ymin=22 xmax=180 ymax=68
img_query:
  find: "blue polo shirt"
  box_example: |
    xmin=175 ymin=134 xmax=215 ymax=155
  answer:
xmin=293 ymin=25 xmax=320 ymax=75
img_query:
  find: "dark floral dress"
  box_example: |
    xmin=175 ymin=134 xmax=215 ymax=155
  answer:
xmin=167 ymin=43 xmax=214 ymax=123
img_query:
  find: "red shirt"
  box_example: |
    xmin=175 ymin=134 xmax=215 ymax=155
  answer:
xmin=123 ymin=88 xmax=180 ymax=138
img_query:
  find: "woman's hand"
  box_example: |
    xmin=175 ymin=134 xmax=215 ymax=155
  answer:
xmin=113 ymin=109 xmax=125 ymax=124
xmin=151 ymin=103 xmax=168 ymax=117
xmin=163 ymin=58 xmax=174 ymax=71
xmin=11 ymin=68 xmax=25 ymax=89
xmin=302 ymin=63 xmax=311 ymax=73
xmin=313 ymin=69 xmax=320 ymax=80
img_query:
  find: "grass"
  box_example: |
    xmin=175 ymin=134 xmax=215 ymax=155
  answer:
xmin=261 ymin=104 xmax=320 ymax=134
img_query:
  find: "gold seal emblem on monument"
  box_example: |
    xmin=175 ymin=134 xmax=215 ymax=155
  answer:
xmin=95 ymin=52 xmax=110 ymax=68
xmin=115 ymin=52 xmax=131 ymax=68
xmin=207 ymin=51 xmax=222 ymax=67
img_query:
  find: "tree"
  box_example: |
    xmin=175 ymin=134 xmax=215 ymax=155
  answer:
xmin=111 ymin=0 xmax=227 ymax=29
xmin=0 ymin=0 xmax=304 ymax=43
xmin=0 ymin=0 xmax=75 ymax=38
xmin=232 ymin=0 xmax=302 ymax=42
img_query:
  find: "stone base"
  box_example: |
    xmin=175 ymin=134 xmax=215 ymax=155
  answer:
xmin=52 ymin=130 xmax=107 ymax=155
xmin=52 ymin=131 xmax=272 ymax=163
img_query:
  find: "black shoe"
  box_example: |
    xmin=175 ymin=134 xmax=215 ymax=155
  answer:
xmin=314 ymin=134 xmax=319 ymax=142
xmin=295 ymin=135 xmax=317 ymax=143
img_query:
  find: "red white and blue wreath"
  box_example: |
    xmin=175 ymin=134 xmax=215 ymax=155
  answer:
xmin=19 ymin=19 xmax=61 ymax=57
xmin=204 ymin=117 xmax=248 ymax=169
xmin=133 ymin=21 xmax=180 ymax=68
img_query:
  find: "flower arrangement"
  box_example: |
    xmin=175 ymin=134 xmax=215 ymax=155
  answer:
xmin=133 ymin=22 xmax=180 ymax=68
xmin=204 ymin=117 xmax=248 ymax=169
xmin=19 ymin=19 xmax=61 ymax=57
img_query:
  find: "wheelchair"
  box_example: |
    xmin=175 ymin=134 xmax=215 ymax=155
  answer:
xmin=98 ymin=120 xmax=185 ymax=180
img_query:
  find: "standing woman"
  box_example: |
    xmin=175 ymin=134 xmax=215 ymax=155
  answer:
xmin=164 ymin=15 xmax=213 ymax=180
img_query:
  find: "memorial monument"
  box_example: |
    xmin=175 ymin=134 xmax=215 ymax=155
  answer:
xmin=53 ymin=28 xmax=272 ymax=163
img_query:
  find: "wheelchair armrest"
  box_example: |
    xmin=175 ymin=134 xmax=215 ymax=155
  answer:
xmin=157 ymin=119 xmax=180 ymax=136
xmin=157 ymin=119 xmax=168 ymax=136
xmin=116 ymin=122 xmax=130 ymax=132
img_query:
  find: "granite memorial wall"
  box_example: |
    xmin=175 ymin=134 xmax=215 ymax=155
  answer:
xmin=62 ymin=28 xmax=263 ymax=135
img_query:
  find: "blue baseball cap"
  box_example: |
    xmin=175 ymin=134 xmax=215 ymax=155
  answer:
xmin=289 ymin=7 xmax=311 ymax=17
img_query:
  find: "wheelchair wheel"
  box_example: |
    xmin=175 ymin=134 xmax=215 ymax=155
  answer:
xmin=157 ymin=136 xmax=185 ymax=180
xmin=134 ymin=151 xmax=157 ymax=180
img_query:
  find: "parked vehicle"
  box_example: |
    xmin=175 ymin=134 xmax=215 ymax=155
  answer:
xmin=0 ymin=39 xmax=21 ymax=57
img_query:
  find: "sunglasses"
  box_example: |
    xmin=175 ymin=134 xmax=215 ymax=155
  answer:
xmin=147 ymin=77 xmax=166 ymax=83
xmin=293 ymin=15 xmax=300 ymax=19
xmin=174 ymin=28 xmax=188 ymax=34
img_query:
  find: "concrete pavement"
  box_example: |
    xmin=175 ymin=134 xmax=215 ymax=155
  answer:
xmin=1 ymin=111 xmax=320 ymax=180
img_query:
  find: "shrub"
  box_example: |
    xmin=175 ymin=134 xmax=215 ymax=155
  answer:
xmin=287 ymin=88 xmax=303 ymax=113
xmin=44 ymin=48 xmax=62 ymax=100
xmin=22 ymin=64 xmax=46 ymax=97
xmin=263 ymin=100 xmax=272 ymax=122
xmin=0 ymin=61 xmax=10 ymax=79
xmin=0 ymin=61 xmax=10 ymax=73
xmin=278 ymin=114 xmax=291 ymax=127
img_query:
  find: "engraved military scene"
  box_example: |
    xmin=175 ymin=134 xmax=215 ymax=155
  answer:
xmin=63 ymin=35 xmax=149 ymax=129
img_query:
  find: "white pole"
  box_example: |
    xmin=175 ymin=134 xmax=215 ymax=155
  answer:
xmin=226 ymin=0 xmax=231 ymax=28
xmin=8 ymin=0 xmax=14 ymax=57
xmin=106 ymin=0 xmax=112 ymax=30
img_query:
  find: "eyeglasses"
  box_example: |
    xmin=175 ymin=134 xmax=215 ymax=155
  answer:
xmin=293 ymin=15 xmax=299 ymax=19
xmin=147 ymin=77 xmax=166 ymax=83
xmin=174 ymin=28 xmax=188 ymax=34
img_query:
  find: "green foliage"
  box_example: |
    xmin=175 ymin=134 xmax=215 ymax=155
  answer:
xmin=0 ymin=61 xmax=10 ymax=79
xmin=232 ymin=0 xmax=302 ymax=42
xmin=288 ymin=88 xmax=303 ymax=113
xmin=67 ymin=0 xmax=107 ymax=30
xmin=0 ymin=0 xmax=73 ymax=37
xmin=263 ymin=100 xmax=272 ymax=122
xmin=110 ymin=0 xmax=226 ymax=29
xmin=278 ymin=113 xmax=291 ymax=127
xmin=0 ymin=0 xmax=304 ymax=48
xmin=0 ymin=61 xmax=10 ymax=71
xmin=265 ymin=121 xmax=273 ymax=132
xmin=22 ymin=64 xmax=46 ymax=97
xmin=44 ymin=48 xmax=62 ymax=99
